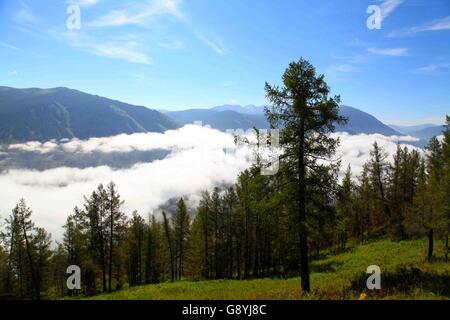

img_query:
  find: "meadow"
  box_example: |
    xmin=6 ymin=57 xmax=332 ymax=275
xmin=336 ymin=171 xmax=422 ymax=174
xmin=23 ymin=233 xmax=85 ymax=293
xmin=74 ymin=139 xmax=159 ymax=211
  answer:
xmin=85 ymin=238 xmax=449 ymax=300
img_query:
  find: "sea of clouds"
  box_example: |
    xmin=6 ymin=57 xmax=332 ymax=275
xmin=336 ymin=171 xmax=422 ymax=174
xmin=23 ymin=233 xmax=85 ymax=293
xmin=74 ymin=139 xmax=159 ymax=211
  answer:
xmin=0 ymin=125 xmax=420 ymax=239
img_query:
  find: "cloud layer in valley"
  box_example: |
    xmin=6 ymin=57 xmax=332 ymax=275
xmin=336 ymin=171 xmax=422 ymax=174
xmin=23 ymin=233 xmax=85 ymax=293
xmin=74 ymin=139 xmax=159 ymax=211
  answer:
xmin=0 ymin=125 xmax=420 ymax=240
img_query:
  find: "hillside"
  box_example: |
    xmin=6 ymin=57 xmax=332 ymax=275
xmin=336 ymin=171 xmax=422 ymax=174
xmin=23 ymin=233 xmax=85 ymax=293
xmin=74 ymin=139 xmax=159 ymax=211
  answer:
xmin=337 ymin=106 xmax=400 ymax=136
xmin=389 ymin=123 xmax=445 ymax=146
xmin=168 ymin=105 xmax=402 ymax=136
xmin=407 ymin=125 xmax=445 ymax=141
xmin=0 ymin=87 xmax=179 ymax=142
xmin=389 ymin=124 xmax=439 ymax=134
xmin=84 ymin=239 xmax=449 ymax=300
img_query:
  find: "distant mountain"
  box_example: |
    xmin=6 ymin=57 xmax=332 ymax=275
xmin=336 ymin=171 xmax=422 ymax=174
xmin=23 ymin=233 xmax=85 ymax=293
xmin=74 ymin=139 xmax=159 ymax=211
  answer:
xmin=388 ymin=124 xmax=445 ymax=146
xmin=389 ymin=124 xmax=439 ymax=134
xmin=407 ymin=125 xmax=445 ymax=142
xmin=2 ymin=86 xmax=434 ymax=146
xmin=337 ymin=106 xmax=400 ymax=136
xmin=0 ymin=87 xmax=179 ymax=143
xmin=168 ymin=105 xmax=402 ymax=136
xmin=212 ymin=104 xmax=265 ymax=114
xmin=167 ymin=108 xmax=269 ymax=131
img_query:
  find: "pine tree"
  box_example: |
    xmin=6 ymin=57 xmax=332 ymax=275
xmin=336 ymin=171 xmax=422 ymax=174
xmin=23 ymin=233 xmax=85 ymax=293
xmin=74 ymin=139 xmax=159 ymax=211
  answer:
xmin=128 ymin=211 xmax=145 ymax=286
xmin=368 ymin=142 xmax=391 ymax=230
xmin=144 ymin=215 xmax=164 ymax=283
xmin=173 ymin=198 xmax=190 ymax=281
xmin=84 ymin=186 xmax=108 ymax=292
xmin=335 ymin=165 xmax=354 ymax=250
xmin=424 ymin=137 xmax=447 ymax=260
xmin=106 ymin=182 xmax=126 ymax=292
xmin=162 ymin=211 xmax=175 ymax=282
xmin=442 ymin=116 xmax=450 ymax=261
xmin=264 ymin=58 xmax=345 ymax=292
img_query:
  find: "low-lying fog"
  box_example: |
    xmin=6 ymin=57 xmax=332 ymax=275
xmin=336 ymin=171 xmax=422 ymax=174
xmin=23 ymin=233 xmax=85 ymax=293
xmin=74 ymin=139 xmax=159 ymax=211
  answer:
xmin=0 ymin=125 xmax=420 ymax=239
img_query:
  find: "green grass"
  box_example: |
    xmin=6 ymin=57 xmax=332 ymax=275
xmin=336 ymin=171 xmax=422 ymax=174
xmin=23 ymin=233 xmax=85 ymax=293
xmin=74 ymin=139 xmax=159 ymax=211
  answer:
xmin=85 ymin=238 xmax=449 ymax=300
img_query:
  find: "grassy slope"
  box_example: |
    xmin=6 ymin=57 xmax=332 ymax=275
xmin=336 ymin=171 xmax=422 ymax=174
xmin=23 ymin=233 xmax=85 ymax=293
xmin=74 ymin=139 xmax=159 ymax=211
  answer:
xmin=87 ymin=239 xmax=449 ymax=300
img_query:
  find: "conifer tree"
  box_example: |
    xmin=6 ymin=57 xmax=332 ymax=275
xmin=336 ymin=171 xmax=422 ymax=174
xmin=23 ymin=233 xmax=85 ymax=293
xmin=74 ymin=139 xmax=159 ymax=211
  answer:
xmin=336 ymin=165 xmax=354 ymax=250
xmin=106 ymin=182 xmax=126 ymax=292
xmin=173 ymin=198 xmax=190 ymax=281
xmin=264 ymin=58 xmax=345 ymax=292
xmin=162 ymin=211 xmax=175 ymax=282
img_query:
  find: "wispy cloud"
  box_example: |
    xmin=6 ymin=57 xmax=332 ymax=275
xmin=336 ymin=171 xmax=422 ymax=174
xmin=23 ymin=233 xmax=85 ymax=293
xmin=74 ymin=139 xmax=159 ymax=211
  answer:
xmin=61 ymin=32 xmax=151 ymax=64
xmin=415 ymin=62 xmax=450 ymax=74
xmin=412 ymin=15 xmax=450 ymax=32
xmin=347 ymin=39 xmax=372 ymax=47
xmin=13 ymin=4 xmax=39 ymax=25
xmin=7 ymin=70 xmax=18 ymax=76
xmin=158 ymin=40 xmax=184 ymax=50
xmin=388 ymin=15 xmax=450 ymax=37
xmin=328 ymin=64 xmax=360 ymax=74
xmin=330 ymin=52 xmax=366 ymax=64
xmin=88 ymin=0 xmax=184 ymax=27
xmin=131 ymin=73 xmax=153 ymax=83
xmin=68 ymin=0 xmax=100 ymax=6
xmin=367 ymin=47 xmax=408 ymax=56
xmin=328 ymin=52 xmax=366 ymax=75
xmin=196 ymin=34 xmax=225 ymax=55
xmin=0 ymin=43 xmax=21 ymax=50
xmin=379 ymin=0 xmax=403 ymax=22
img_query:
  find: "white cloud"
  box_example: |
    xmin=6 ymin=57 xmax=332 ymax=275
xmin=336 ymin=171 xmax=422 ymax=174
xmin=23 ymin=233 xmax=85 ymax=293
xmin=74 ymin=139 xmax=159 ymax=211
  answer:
xmin=333 ymin=131 xmax=421 ymax=179
xmin=379 ymin=0 xmax=403 ymax=22
xmin=9 ymin=126 xmax=235 ymax=154
xmin=330 ymin=52 xmax=366 ymax=64
xmin=0 ymin=43 xmax=20 ymax=50
xmin=68 ymin=0 xmax=100 ymax=6
xmin=347 ymin=39 xmax=372 ymax=47
xmin=416 ymin=62 xmax=450 ymax=74
xmin=1 ymin=127 xmax=421 ymax=241
xmin=88 ymin=0 xmax=185 ymax=27
xmin=7 ymin=70 xmax=18 ymax=76
xmin=367 ymin=47 xmax=408 ymax=56
xmin=196 ymin=34 xmax=225 ymax=55
xmin=61 ymin=31 xmax=151 ymax=64
xmin=0 ymin=126 xmax=252 ymax=238
xmin=328 ymin=64 xmax=360 ymax=74
xmin=13 ymin=4 xmax=39 ymax=25
xmin=158 ymin=40 xmax=184 ymax=50
xmin=388 ymin=15 xmax=450 ymax=37
xmin=412 ymin=15 xmax=450 ymax=32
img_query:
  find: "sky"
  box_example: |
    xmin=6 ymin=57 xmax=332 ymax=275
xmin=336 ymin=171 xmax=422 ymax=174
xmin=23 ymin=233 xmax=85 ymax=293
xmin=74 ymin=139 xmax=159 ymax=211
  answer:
xmin=0 ymin=0 xmax=449 ymax=125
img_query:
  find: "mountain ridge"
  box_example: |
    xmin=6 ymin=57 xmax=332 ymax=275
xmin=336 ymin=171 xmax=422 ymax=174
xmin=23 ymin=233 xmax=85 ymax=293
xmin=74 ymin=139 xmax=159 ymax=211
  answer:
xmin=0 ymin=86 xmax=442 ymax=146
xmin=0 ymin=86 xmax=179 ymax=143
xmin=167 ymin=104 xmax=402 ymax=136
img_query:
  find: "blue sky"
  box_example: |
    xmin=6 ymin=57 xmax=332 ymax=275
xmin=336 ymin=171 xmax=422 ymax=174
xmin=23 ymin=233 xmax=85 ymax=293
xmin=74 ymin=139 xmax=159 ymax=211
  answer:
xmin=0 ymin=0 xmax=449 ymax=125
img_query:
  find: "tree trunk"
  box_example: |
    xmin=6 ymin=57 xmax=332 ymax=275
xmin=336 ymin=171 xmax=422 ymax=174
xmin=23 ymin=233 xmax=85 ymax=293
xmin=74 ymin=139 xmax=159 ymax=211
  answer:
xmin=203 ymin=213 xmax=209 ymax=279
xmin=5 ymin=227 xmax=15 ymax=296
xmin=162 ymin=212 xmax=175 ymax=282
xmin=178 ymin=228 xmax=183 ymax=281
xmin=445 ymin=230 xmax=448 ymax=262
xmin=427 ymin=228 xmax=434 ymax=262
xmin=298 ymin=111 xmax=310 ymax=293
xmin=22 ymin=225 xmax=39 ymax=300
xmin=108 ymin=210 xmax=113 ymax=292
